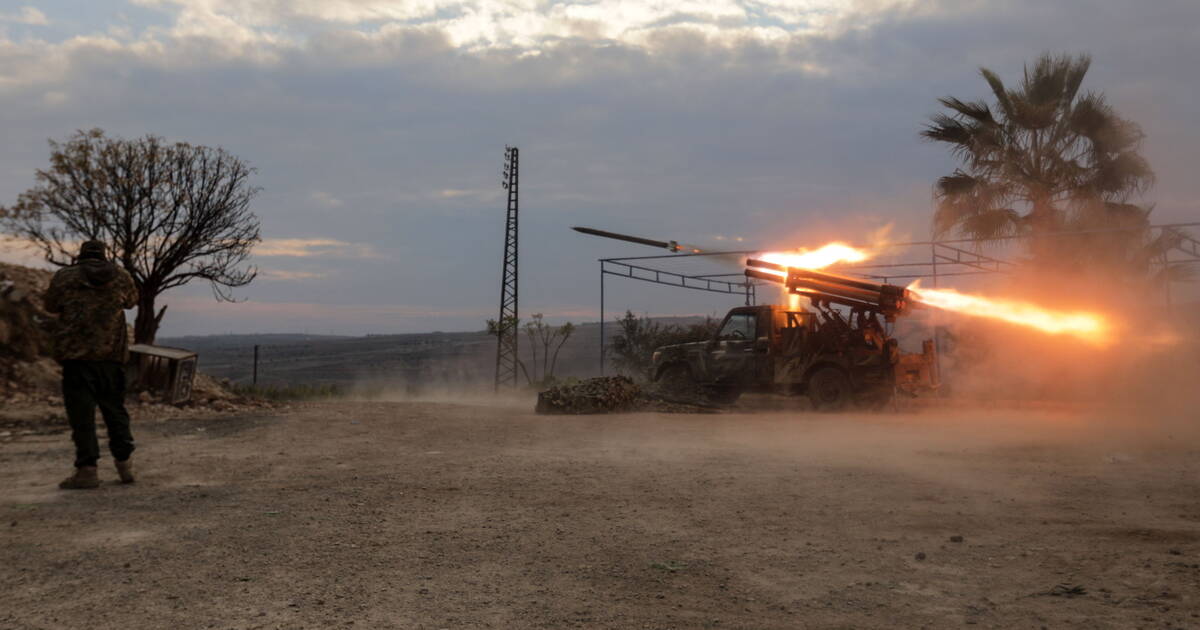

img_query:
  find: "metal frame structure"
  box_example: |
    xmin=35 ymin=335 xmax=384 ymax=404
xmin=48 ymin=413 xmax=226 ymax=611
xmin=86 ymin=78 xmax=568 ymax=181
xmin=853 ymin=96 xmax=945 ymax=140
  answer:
xmin=494 ymin=146 xmax=520 ymax=390
xmin=597 ymin=222 xmax=1200 ymax=374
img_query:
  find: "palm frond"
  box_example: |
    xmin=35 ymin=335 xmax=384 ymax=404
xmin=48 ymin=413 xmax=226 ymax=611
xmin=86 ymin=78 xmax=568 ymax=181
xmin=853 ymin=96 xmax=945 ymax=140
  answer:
xmin=1061 ymin=54 xmax=1092 ymax=104
xmin=921 ymin=115 xmax=976 ymax=153
xmin=1022 ymin=53 xmax=1088 ymax=108
xmin=1068 ymin=92 xmax=1111 ymax=138
xmin=979 ymin=68 xmax=1013 ymax=119
xmin=1022 ymin=53 xmax=1057 ymax=106
xmin=1092 ymin=116 xmax=1146 ymax=155
xmin=1009 ymin=92 xmax=1056 ymax=130
xmin=937 ymin=97 xmax=995 ymax=125
xmin=1091 ymin=151 xmax=1154 ymax=197
xmin=961 ymin=208 xmax=1023 ymax=240
xmin=934 ymin=171 xmax=982 ymax=197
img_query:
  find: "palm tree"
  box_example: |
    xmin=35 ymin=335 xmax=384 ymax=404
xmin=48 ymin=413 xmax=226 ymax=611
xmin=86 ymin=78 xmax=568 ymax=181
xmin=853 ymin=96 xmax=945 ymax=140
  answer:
xmin=922 ymin=53 xmax=1155 ymax=267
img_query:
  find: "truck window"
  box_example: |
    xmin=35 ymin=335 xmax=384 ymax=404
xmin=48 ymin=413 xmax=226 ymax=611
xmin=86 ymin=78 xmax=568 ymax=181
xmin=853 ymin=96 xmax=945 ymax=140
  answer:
xmin=718 ymin=313 xmax=756 ymax=340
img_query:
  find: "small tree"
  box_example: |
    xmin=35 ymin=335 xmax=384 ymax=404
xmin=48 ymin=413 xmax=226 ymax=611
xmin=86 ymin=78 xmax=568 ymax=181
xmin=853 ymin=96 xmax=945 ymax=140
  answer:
xmin=522 ymin=313 xmax=575 ymax=385
xmin=2 ymin=129 xmax=261 ymax=343
xmin=485 ymin=313 xmax=576 ymax=386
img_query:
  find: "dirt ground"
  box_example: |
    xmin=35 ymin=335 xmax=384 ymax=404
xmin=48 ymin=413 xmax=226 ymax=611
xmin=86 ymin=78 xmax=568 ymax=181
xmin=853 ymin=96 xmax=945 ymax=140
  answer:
xmin=2 ymin=398 xmax=1199 ymax=629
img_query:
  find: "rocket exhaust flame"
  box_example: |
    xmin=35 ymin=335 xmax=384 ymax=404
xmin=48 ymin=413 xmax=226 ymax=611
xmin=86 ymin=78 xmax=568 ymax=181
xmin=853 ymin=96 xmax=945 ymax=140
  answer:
xmin=747 ymin=257 xmax=910 ymax=320
xmin=905 ymin=281 xmax=1112 ymax=346
xmin=759 ymin=243 xmax=872 ymax=271
xmin=746 ymin=241 xmax=1114 ymax=345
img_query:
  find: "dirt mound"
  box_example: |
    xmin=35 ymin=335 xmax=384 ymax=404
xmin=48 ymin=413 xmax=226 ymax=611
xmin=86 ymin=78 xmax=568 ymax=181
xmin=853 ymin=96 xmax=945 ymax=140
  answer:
xmin=536 ymin=376 xmax=721 ymax=414
xmin=536 ymin=376 xmax=642 ymax=414
xmin=0 ymin=262 xmax=53 ymax=366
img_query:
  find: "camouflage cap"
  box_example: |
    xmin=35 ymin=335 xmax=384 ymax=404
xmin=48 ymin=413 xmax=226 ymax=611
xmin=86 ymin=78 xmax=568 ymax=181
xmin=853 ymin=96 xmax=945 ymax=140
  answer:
xmin=78 ymin=240 xmax=108 ymax=261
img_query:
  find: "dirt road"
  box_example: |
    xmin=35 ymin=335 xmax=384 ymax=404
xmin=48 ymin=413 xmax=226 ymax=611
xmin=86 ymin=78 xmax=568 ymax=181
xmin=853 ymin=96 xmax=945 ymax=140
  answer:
xmin=3 ymin=400 xmax=1199 ymax=629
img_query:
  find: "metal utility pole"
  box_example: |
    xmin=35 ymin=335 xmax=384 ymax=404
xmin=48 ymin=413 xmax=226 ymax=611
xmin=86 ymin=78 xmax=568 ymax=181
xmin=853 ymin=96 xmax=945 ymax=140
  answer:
xmin=494 ymin=146 xmax=520 ymax=390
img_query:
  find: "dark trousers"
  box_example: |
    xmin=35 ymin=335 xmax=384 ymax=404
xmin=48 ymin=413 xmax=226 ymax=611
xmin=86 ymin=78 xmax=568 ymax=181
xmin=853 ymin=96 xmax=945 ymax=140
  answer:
xmin=61 ymin=360 xmax=135 ymax=468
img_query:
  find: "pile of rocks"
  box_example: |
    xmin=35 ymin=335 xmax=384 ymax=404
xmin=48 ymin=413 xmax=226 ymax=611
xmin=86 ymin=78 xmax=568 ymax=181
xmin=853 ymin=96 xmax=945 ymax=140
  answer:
xmin=535 ymin=376 xmax=721 ymax=415
xmin=0 ymin=262 xmax=52 ymax=366
xmin=536 ymin=376 xmax=642 ymax=414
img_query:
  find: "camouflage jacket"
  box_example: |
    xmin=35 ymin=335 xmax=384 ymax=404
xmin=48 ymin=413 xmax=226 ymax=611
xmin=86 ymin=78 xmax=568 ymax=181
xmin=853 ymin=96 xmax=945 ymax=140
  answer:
xmin=43 ymin=261 xmax=138 ymax=363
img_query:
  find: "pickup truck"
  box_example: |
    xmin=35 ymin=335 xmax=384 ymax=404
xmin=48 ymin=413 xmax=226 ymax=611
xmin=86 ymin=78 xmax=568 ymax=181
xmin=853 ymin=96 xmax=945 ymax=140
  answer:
xmin=650 ymin=304 xmax=937 ymax=410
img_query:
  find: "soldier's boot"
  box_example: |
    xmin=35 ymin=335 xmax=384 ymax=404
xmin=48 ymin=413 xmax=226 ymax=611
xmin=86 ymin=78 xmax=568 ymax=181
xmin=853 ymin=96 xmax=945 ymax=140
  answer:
xmin=58 ymin=466 xmax=100 ymax=490
xmin=114 ymin=458 xmax=135 ymax=484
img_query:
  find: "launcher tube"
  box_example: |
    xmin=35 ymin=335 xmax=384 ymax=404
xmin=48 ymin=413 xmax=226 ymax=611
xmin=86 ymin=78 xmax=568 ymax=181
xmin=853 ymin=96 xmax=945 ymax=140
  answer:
xmin=789 ymin=268 xmax=887 ymax=294
xmin=787 ymin=279 xmax=883 ymax=304
xmin=794 ymin=289 xmax=884 ymax=311
xmin=745 ymin=268 xmax=786 ymax=283
xmin=746 ymin=258 xmax=788 ymax=273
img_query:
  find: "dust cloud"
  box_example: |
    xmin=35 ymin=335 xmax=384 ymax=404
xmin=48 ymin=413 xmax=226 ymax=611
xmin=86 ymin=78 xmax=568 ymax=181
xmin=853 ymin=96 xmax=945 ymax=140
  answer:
xmin=332 ymin=261 xmax=1197 ymax=458
xmin=912 ymin=265 xmax=1199 ymax=447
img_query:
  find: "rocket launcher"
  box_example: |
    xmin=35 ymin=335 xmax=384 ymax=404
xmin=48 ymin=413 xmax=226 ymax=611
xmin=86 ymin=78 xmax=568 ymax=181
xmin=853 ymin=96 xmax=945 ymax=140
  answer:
xmin=745 ymin=258 xmax=913 ymax=321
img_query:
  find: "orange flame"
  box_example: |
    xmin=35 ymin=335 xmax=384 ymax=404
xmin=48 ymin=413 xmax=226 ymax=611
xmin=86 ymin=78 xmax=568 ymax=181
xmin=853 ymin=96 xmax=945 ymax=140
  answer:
xmin=759 ymin=243 xmax=872 ymax=273
xmin=906 ymin=280 xmax=1112 ymax=346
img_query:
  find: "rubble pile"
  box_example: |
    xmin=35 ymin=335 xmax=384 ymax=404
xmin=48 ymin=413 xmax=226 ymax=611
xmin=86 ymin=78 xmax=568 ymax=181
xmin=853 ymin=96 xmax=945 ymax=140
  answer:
xmin=536 ymin=376 xmax=721 ymax=415
xmin=0 ymin=261 xmax=280 ymax=438
xmin=536 ymin=376 xmax=641 ymax=414
xmin=0 ymin=262 xmax=53 ymax=368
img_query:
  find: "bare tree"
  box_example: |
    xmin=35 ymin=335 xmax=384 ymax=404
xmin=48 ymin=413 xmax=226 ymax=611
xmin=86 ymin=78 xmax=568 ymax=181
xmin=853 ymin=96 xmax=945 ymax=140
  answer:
xmin=522 ymin=314 xmax=574 ymax=385
xmin=486 ymin=313 xmax=576 ymax=386
xmin=2 ymin=129 xmax=261 ymax=343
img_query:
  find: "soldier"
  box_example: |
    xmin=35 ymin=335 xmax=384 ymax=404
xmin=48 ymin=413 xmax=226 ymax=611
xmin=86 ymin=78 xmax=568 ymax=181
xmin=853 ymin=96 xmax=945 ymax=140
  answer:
xmin=43 ymin=240 xmax=139 ymax=489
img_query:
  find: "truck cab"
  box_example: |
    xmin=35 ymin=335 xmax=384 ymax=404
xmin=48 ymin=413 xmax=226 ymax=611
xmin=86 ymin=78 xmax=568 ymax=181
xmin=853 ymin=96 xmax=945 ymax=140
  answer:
xmin=651 ymin=304 xmax=936 ymax=409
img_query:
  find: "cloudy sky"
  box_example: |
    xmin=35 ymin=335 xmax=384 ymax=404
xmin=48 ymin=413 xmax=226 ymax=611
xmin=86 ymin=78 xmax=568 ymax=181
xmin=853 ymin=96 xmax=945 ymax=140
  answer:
xmin=2 ymin=0 xmax=1197 ymax=336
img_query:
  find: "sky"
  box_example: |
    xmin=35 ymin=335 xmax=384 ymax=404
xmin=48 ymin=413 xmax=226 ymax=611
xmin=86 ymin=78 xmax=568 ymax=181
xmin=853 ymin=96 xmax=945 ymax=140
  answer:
xmin=1 ymin=0 xmax=1197 ymax=336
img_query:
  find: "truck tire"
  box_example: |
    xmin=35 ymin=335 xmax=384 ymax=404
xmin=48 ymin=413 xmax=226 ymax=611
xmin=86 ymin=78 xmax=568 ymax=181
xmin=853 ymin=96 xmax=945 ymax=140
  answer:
xmin=658 ymin=364 xmax=694 ymax=392
xmin=808 ymin=366 xmax=851 ymax=411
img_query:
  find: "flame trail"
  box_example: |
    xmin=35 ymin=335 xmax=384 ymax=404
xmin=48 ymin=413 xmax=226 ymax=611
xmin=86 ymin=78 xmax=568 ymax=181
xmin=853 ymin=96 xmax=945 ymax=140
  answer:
xmin=757 ymin=243 xmax=875 ymax=309
xmin=906 ymin=280 xmax=1112 ymax=346
xmin=758 ymin=243 xmax=872 ymax=274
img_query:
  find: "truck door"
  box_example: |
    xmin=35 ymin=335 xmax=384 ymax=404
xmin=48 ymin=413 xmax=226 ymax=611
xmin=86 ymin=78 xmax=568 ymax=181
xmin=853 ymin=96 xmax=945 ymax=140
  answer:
xmin=773 ymin=310 xmax=816 ymax=385
xmin=709 ymin=310 xmax=769 ymax=384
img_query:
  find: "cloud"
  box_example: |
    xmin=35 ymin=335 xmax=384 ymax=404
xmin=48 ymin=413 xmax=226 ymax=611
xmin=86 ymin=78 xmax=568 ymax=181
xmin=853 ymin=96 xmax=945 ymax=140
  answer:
xmin=4 ymin=0 xmax=1200 ymax=337
xmin=0 ymin=236 xmax=55 ymax=269
xmin=155 ymin=294 xmax=496 ymax=336
xmin=0 ymin=1 xmax=935 ymax=95
xmin=256 ymin=238 xmax=382 ymax=259
xmin=0 ymin=0 xmax=941 ymax=94
xmin=0 ymin=7 xmax=48 ymax=26
xmin=258 ymin=269 xmax=331 ymax=281
xmin=154 ymin=293 xmax=601 ymax=336
xmin=130 ymin=0 xmax=920 ymax=50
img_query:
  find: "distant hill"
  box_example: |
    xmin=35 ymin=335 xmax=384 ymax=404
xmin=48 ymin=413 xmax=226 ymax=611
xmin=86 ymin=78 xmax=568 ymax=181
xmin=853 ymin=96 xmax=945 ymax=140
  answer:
xmin=159 ymin=316 xmax=713 ymax=391
xmin=159 ymin=333 xmax=355 ymax=350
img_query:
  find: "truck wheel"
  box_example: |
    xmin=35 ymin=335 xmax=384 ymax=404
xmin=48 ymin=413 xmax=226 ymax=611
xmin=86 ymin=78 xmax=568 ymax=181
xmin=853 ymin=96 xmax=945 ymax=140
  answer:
xmin=808 ymin=367 xmax=851 ymax=411
xmin=658 ymin=364 xmax=694 ymax=394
